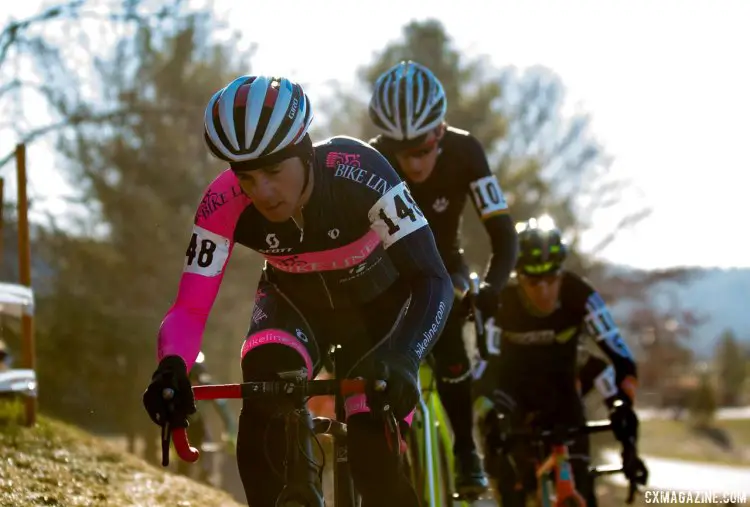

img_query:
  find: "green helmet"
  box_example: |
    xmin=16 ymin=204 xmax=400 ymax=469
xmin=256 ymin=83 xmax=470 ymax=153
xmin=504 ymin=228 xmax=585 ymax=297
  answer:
xmin=515 ymin=215 xmax=567 ymax=276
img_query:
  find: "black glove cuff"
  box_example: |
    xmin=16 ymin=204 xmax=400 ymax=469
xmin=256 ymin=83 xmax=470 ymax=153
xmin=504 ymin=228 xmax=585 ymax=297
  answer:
xmin=158 ymin=355 xmax=188 ymax=376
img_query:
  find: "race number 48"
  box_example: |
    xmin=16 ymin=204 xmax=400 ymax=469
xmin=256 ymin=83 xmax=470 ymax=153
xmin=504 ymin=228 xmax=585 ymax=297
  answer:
xmin=186 ymin=233 xmax=216 ymax=268
xmin=369 ymin=183 xmax=428 ymax=248
xmin=183 ymin=225 xmax=230 ymax=277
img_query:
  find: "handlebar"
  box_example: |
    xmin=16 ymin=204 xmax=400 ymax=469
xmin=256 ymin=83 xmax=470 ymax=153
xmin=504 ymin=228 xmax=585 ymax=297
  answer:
xmin=161 ymin=378 xmax=369 ymax=465
xmin=495 ymin=417 xmax=644 ymax=505
xmin=498 ymin=418 xmax=613 ymax=444
xmin=497 ymin=418 xmax=644 ymax=504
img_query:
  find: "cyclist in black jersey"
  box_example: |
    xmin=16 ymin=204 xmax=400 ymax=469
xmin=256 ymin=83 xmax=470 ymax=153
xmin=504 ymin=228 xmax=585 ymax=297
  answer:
xmin=368 ymin=60 xmax=518 ymax=496
xmin=141 ymin=74 xmax=453 ymax=506
xmin=474 ymin=216 xmax=646 ymax=506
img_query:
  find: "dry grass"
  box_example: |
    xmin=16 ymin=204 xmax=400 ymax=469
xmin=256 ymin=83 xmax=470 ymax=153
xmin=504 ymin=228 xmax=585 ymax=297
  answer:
xmin=0 ymin=401 xmax=243 ymax=507
xmin=637 ymin=418 xmax=750 ymax=466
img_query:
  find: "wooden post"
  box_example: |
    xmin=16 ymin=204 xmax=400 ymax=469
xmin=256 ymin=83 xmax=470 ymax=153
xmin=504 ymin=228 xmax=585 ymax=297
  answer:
xmin=0 ymin=177 xmax=4 ymax=264
xmin=15 ymin=144 xmax=36 ymax=427
xmin=0 ymin=177 xmax=4 ymax=364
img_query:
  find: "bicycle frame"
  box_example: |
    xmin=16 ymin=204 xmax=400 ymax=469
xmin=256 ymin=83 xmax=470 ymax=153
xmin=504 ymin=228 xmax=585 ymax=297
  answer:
xmin=495 ymin=420 xmax=614 ymax=507
xmin=534 ymin=442 xmax=587 ymax=507
xmin=407 ymin=361 xmax=472 ymax=507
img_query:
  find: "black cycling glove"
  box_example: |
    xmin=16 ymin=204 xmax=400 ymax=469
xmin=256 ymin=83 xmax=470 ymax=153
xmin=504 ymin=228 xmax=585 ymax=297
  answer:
xmin=475 ymin=282 xmax=500 ymax=320
xmin=366 ymin=353 xmax=419 ymax=421
xmin=609 ymin=398 xmax=639 ymax=446
xmin=142 ymin=355 xmax=196 ymax=428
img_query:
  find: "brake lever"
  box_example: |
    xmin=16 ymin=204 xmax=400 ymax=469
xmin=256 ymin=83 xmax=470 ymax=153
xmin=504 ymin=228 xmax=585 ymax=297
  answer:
xmin=161 ymin=422 xmax=171 ymax=467
xmin=468 ymin=272 xmax=490 ymax=360
xmin=160 ymin=388 xmax=176 ymax=467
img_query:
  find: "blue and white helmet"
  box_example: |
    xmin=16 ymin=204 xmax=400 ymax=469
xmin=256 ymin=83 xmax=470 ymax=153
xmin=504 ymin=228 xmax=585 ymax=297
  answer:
xmin=368 ymin=61 xmax=447 ymax=141
xmin=204 ymin=75 xmax=314 ymax=164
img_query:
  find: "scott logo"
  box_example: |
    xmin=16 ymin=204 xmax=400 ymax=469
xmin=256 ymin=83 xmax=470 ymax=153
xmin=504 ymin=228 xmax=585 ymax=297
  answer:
xmin=266 ymin=233 xmax=280 ymax=249
xmin=296 ymin=329 xmax=308 ymax=343
xmin=328 ymin=228 xmax=340 ymax=239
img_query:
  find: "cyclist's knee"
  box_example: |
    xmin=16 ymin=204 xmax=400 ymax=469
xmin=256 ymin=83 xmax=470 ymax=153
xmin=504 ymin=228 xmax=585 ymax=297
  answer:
xmin=240 ymin=335 xmax=314 ymax=421
xmin=241 ymin=330 xmax=314 ymax=380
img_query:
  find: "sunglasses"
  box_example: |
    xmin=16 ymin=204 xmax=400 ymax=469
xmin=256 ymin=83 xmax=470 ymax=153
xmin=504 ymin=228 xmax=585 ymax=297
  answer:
xmin=519 ymin=272 xmax=561 ymax=286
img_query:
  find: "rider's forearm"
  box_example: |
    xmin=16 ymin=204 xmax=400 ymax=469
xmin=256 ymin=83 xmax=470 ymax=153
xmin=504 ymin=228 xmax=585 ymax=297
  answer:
xmin=387 ymin=227 xmax=454 ymax=370
xmin=482 ymin=214 xmax=518 ymax=291
xmin=584 ymin=292 xmax=638 ymax=402
xmin=158 ymin=274 xmax=222 ymax=370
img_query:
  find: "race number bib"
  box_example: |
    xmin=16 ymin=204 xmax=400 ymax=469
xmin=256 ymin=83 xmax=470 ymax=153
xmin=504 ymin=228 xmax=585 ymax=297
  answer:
xmin=469 ymin=175 xmax=508 ymax=219
xmin=594 ymin=365 xmax=618 ymax=398
xmin=368 ymin=182 xmax=428 ymax=248
xmin=184 ymin=225 xmax=230 ymax=277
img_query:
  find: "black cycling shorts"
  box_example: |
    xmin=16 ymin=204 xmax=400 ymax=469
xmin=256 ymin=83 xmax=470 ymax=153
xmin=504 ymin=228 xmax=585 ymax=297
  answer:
xmin=242 ymin=272 xmax=412 ymax=419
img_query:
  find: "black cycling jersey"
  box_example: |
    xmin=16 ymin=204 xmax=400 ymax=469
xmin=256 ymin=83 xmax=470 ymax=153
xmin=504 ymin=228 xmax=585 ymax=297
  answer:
xmin=370 ymin=126 xmax=516 ymax=286
xmin=158 ymin=136 xmax=453 ymax=372
xmin=477 ymin=270 xmax=637 ymax=413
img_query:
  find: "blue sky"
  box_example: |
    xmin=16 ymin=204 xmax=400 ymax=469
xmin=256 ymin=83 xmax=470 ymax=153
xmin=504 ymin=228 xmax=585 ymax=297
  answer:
xmin=1 ymin=0 xmax=748 ymax=270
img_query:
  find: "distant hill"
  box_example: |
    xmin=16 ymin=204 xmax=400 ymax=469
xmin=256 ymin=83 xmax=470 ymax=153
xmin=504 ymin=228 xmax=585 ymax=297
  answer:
xmin=609 ymin=265 xmax=750 ymax=357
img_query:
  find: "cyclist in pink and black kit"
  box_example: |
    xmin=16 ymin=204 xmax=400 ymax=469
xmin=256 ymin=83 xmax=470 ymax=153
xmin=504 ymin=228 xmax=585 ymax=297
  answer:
xmin=141 ymin=75 xmax=453 ymax=506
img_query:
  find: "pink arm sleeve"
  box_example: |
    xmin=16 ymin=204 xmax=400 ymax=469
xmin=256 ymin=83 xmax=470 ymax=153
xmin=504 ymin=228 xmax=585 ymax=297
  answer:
xmin=156 ymin=170 xmax=251 ymax=370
